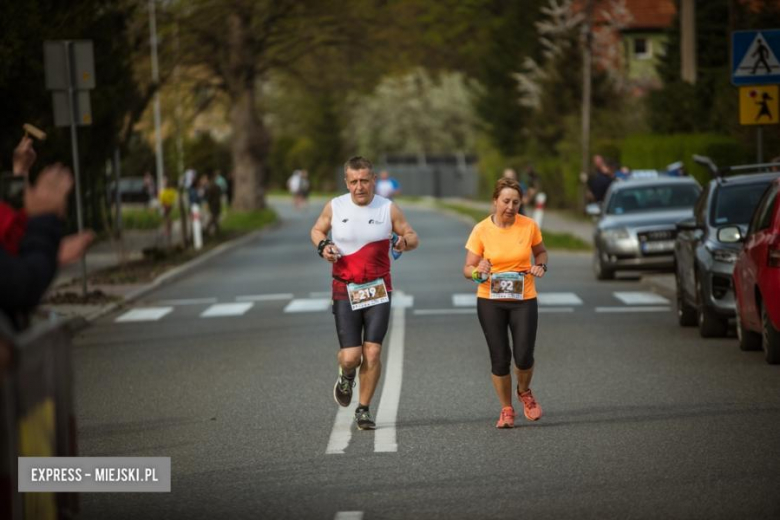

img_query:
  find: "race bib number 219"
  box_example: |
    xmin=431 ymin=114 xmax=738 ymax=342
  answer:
xmin=347 ymin=278 xmax=390 ymax=310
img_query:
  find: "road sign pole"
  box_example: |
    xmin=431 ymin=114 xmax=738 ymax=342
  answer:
xmin=64 ymin=41 xmax=88 ymax=297
xmin=757 ymin=126 xmax=763 ymax=164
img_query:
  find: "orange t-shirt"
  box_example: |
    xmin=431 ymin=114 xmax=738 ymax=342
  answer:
xmin=465 ymin=214 xmax=543 ymax=300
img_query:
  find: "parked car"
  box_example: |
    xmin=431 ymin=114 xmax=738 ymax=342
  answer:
xmin=109 ymin=177 xmax=150 ymax=204
xmin=589 ymin=176 xmax=701 ymax=280
xmin=674 ymin=171 xmax=780 ymax=337
xmin=733 ymin=177 xmax=780 ymax=364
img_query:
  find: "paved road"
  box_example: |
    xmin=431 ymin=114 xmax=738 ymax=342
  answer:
xmin=73 ymin=200 xmax=780 ymax=519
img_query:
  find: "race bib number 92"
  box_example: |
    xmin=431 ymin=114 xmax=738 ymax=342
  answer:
xmin=490 ymin=272 xmax=525 ymax=300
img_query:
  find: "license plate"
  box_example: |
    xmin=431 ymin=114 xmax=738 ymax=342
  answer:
xmin=641 ymin=240 xmax=674 ymax=253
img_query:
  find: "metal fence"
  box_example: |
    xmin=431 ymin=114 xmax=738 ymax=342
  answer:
xmin=1 ymin=316 xmax=81 ymax=520
xmin=335 ymin=153 xmax=480 ymax=198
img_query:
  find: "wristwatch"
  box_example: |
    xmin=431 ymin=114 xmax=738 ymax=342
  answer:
xmin=537 ymin=263 xmax=547 ymax=272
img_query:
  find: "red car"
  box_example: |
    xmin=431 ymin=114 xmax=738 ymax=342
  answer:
xmin=733 ymin=178 xmax=780 ymax=364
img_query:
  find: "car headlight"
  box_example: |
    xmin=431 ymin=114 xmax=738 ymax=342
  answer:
xmin=708 ymin=247 xmax=738 ymax=264
xmin=602 ymin=228 xmax=630 ymax=241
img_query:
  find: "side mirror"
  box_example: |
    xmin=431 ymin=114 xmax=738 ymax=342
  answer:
xmin=676 ymin=218 xmax=700 ymax=232
xmin=717 ymin=225 xmax=743 ymax=243
xmin=585 ymin=203 xmax=601 ymax=217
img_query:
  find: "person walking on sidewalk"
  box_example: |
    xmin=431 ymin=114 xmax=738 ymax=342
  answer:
xmin=463 ymin=177 xmax=548 ymax=428
xmin=310 ymin=156 xmax=419 ymax=430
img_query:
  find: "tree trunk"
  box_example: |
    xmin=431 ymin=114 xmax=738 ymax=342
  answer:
xmin=227 ymin=12 xmax=268 ymax=211
xmin=230 ymin=87 xmax=268 ymax=211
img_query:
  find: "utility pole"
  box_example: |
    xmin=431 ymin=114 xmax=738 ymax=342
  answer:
xmin=579 ymin=0 xmax=594 ymax=213
xmin=680 ymin=0 xmax=697 ymax=84
xmin=149 ymin=0 xmax=165 ymax=195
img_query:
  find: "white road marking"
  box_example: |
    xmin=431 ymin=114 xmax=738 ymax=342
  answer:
xmin=116 ymin=307 xmax=173 ymax=322
xmin=613 ymin=291 xmax=670 ymax=305
xmin=375 ymin=291 xmax=406 ymax=453
xmin=326 ymin=380 xmax=360 ymax=455
xmin=414 ymin=309 xmax=476 ymax=316
xmin=284 ymin=299 xmax=331 ymax=313
xmin=391 ymin=293 xmax=414 ymax=308
xmin=235 ymin=293 xmax=294 ymax=302
xmin=453 ymin=293 xmax=476 ymax=307
xmin=156 ymin=298 xmax=217 ymax=306
xmin=201 ymin=302 xmax=253 ymax=318
xmin=540 ymin=307 xmax=575 ymax=313
xmin=596 ymin=306 xmax=671 ymax=313
xmin=309 ymin=291 xmax=332 ymax=298
xmin=538 ymin=292 xmax=583 ymax=305
xmin=334 ymin=512 xmax=363 ymax=520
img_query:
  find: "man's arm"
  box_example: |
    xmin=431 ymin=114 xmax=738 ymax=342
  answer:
xmin=310 ymin=201 xmax=340 ymax=263
xmin=390 ymin=203 xmax=419 ymax=252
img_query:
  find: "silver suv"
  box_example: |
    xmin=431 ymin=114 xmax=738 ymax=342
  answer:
xmin=590 ymin=176 xmax=701 ymax=280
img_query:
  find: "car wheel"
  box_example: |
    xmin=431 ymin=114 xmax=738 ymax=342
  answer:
xmin=675 ymin=271 xmax=696 ymax=327
xmin=594 ymin=249 xmax=615 ymax=281
xmin=761 ymin=305 xmax=780 ymax=364
xmin=697 ymin=277 xmax=727 ymax=338
xmin=736 ymin=298 xmax=761 ymax=351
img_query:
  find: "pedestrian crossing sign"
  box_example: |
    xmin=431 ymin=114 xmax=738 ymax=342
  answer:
xmin=732 ymin=30 xmax=780 ymax=85
xmin=739 ymin=86 xmax=779 ymax=125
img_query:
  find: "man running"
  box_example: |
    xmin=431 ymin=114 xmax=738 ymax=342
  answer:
xmin=311 ymin=156 xmax=419 ymax=430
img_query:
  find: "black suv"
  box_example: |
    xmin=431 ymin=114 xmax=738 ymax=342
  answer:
xmin=674 ymin=170 xmax=780 ymax=337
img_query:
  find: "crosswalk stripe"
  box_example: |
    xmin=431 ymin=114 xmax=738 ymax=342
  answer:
xmin=452 ymin=293 xmax=476 ymax=307
xmin=613 ymin=291 xmax=670 ymax=305
xmin=538 ymin=292 xmax=583 ymax=305
xmin=201 ymin=303 xmax=253 ymax=318
xmin=156 ymin=298 xmax=217 ymax=306
xmin=334 ymin=512 xmax=363 ymax=520
xmin=596 ymin=306 xmax=671 ymax=313
xmin=284 ymin=298 xmax=331 ymax=313
xmin=235 ymin=293 xmax=293 ymax=302
xmin=116 ymin=307 xmax=173 ymax=322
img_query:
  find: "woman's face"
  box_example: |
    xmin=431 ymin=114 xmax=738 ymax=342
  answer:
xmin=494 ymin=187 xmax=522 ymax=221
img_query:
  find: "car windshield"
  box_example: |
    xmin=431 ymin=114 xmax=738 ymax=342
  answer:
xmin=711 ymin=181 xmax=773 ymax=226
xmin=606 ymin=184 xmax=700 ymax=215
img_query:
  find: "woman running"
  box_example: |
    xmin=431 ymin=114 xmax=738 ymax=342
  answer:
xmin=463 ymin=177 xmax=548 ymax=428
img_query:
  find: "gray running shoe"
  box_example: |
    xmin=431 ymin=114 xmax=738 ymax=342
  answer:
xmin=333 ymin=368 xmax=355 ymax=407
xmin=355 ymin=409 xmax=376 ymax=430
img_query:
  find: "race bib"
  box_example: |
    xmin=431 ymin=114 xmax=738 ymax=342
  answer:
xmin=490 ymin=272 xmax=525 ymax=300
xmin=347 ymin=278 xmax=390 ymax=311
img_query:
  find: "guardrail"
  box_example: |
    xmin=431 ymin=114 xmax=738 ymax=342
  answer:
xmin=1 ymin=315 xmax=83 ymax=519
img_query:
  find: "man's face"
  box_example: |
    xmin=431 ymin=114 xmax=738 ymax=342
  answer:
xmin=345 ymin=168 xmax=375 ymax=205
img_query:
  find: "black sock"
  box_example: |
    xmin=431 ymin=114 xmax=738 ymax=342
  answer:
xmin=356 ymin=404 xmax=369 ymax=413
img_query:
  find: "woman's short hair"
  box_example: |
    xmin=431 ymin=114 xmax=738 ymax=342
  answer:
xmin=492 ymin=177 xmax=523 ymax=200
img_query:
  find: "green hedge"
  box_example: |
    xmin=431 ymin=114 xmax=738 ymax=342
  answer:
xmin=620 ymin=133 xmax=751 ymax=185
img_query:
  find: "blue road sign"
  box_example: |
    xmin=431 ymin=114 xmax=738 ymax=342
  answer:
xmin=732 ymin=30 xmax=780 ymax=85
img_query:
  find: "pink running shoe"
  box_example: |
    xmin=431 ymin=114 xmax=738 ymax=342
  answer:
xmin=518 ymin=389 xmax=543 ymax=421
xmin=495 ymin=406 xmax=515 ymax=429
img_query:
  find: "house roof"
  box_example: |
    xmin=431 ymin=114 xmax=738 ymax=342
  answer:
xmin=573 ymin=0 xmax=676 ymax=30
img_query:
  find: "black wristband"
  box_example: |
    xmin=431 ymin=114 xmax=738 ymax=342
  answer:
xmin=537 ymin=263 xmax=547 ymax=272
xmin=317 ymin=239 xmax=333 ymax=257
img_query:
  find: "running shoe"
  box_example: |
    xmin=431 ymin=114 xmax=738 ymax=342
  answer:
xmin=495 ymin=406 xmax=515 ymax=429
xmin=355 ymin=409 xmax=376 ymax=430
xmin=333 ymin=367 xmax=355 ymax=407
xmin=517 ymin=388 xmax=543 ymax=421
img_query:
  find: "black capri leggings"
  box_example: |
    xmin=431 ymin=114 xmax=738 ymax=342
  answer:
xmin=476 ymin=297 xmax=538 ymax=376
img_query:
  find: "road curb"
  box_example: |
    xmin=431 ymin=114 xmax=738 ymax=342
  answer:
xmin=81 ymin=222 xmax=281 ymax=324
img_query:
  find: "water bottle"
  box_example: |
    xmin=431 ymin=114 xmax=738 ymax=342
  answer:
xmin=390 ymin=233 xmax=402 ymax=260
